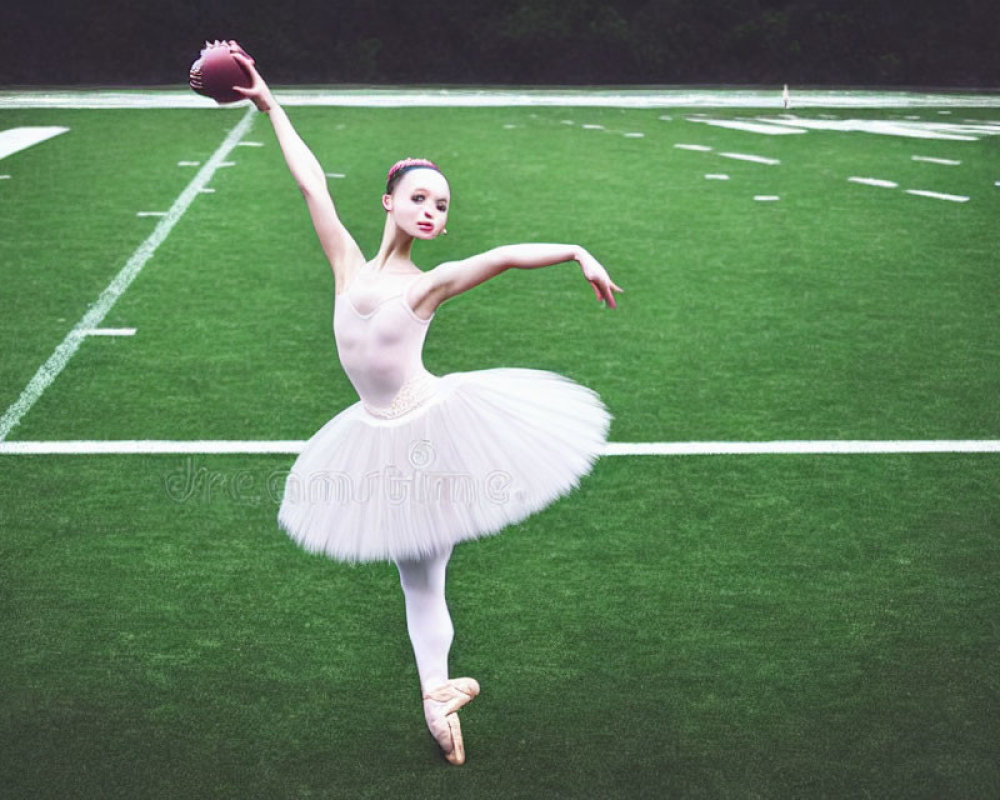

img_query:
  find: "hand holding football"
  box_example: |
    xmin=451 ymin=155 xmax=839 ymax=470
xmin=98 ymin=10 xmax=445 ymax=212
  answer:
xmin=189 ymin=41 xmax=254 ymax=104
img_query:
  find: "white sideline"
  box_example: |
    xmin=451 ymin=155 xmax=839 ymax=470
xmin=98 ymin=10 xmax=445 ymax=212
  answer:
xmin=0 ymin=106 xmax=256 ymax=443
xmin=3 ymin=89 xmax=1000 ymax=110
xmin=0 ymin=440 xmax=998 ymax=456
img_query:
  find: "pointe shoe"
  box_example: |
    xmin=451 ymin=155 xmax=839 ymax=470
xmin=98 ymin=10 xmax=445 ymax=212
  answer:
xmin=423 ymin=678 xmax=480 ymax=764
xmin=423 ymin=677 xmax=481 ymax=714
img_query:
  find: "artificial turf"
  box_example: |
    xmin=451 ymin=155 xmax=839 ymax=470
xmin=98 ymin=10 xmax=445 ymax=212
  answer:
xmin=1 ymin=95 xmax=998 ymax=798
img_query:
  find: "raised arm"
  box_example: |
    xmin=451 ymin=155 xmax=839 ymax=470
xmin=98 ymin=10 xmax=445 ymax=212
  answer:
xmin=412 ymin=244 xmax=623 ymax=318
xmin=230 ymin=48 xmax=364 ymax=292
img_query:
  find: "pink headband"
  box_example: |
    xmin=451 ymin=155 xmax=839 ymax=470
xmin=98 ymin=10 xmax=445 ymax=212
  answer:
xmin=386 ymin=157 xmax=441 ymax=190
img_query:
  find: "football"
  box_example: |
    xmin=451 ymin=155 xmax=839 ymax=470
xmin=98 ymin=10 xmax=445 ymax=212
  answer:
xmin=189 ymin=40 xmax=253 ymax=104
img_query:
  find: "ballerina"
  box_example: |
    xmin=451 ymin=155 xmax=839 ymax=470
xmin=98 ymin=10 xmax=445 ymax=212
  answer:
xmin=231 ymin=46 xmax=623 ymax=765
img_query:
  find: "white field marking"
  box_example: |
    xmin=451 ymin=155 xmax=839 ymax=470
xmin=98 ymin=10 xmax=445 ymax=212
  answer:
xmin=849 ymin=177 xmax=899 ymax=188
xmin=675 ymin=143 xmax=713 ymax=151
xmin=503 ymin=124 xmax=518 ymax=129
xmin=0 ymin=174 xmax=10 ymax=179
xmin=689 ymin=118 xmax=806 ymax=135
xmin=912 ymin=155 xmax=961 ymax=165
xmin=705 ymin=174 xmax=730 ymax=180
xmin=763 ymin=117 xmax=978 ymax=141
xmin=938 ymin=110 xmax=952 ymax=115
xmin=0 ymin=107 xmax=256 ymax=444
xmin=237 ymin=141 xmax=264 ymax=147
xmin=905 ymin=189 xmax=969 ymax=203
xmin=177 ymin=160 xmax=200 ymax=167
xmin=0 ymin=126 xmax=69 ymax=160
xmin=4 ymin=89 xmax=1000 ymax=111
xmin=326 ymin=172 xmax=346 ymax=179
xmin=0 ymin=441 xmax=308 ymax=455
xmin=219 ymin=161 xmax=236 ymax=167
xmin=754 ymin=195 xmax=780 ymax=202
xmin=604 ymin=440 xmax=1000 ymax=456
xmin=719 ymin=152 xmax=781 ymax=165
xmin=136 ymin=211 xmax=166 ymax=217
xmin=950 ymin=123 xmax=1000 ymax=136
xmin=659 ymin=115 xmax=672 ymax=121
xmin=0 ymin=91 xmax=997 ymax=111
xmin=74 ymin=328 xmax=136 ymax=337
xmin=2 ymin=439 xmax=999 ymax=456
xmin=200 ymin=188 xmax=216 ymax=194
xmin=561 ymin=120 xmax=575 ymax=125
xmin=582 ymin=124 xmax=605 ymax=130
xmin=624 ymin=132 xmax=645 ymax=138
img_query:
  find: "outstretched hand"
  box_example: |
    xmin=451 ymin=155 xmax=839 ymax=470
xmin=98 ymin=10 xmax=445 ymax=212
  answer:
xmin=578 ymin=251 xmax=624 ymax=309
xmin=228 ymin=42 xmax=274 ymax=112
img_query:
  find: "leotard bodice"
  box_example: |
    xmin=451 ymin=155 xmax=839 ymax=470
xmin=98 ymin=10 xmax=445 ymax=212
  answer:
xmin=333 ymin=270 xmax=436 ymax=418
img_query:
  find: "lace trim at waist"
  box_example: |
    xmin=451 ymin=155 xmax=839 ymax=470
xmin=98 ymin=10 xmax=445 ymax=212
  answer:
xmin=363 ymin=372 xmax=438 ymax=419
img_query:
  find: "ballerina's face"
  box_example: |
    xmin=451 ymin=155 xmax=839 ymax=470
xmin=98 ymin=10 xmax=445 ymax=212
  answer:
xmin=383 ymin=168 xmax=450 ymax=240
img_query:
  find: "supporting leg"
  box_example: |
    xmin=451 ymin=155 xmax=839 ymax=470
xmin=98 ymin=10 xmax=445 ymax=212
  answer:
xmin=395 ymin=547 xmax=454 ymax=693
xmin=395 ymin=547 xmax=479 ymax=764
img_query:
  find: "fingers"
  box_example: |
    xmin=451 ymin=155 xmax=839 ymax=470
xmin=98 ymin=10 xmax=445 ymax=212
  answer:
xmin=589 ymin=279 xmax=620 ymax=309
xmin=231 ymin=52 xmax=255 ymax=75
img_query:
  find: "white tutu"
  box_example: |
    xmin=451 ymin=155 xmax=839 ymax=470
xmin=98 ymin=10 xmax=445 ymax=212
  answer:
xmin=277 ymin=368 xmax=611 ymax=563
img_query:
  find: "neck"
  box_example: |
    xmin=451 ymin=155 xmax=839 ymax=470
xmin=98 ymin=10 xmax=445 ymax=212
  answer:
xmin=374 ymin=214 xmax=415 ymax=270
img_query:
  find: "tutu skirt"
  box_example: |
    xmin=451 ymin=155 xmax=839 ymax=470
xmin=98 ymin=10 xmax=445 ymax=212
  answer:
xmin=277 ymin=368 xmax=611 ymax=563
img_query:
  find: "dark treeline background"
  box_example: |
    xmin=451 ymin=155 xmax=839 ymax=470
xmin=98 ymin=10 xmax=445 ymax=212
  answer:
xmin=1 ymin=0 xmax=996 ymax=87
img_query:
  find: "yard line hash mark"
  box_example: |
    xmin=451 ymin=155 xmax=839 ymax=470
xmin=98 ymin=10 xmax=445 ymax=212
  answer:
xmin=74 ymin=328 xmax=137 ymax=337
xmin=0 ymin=108 xmax=256 ymax=443
xmin=849 ymin=177 xmax=899 ymax=188
xmin=905 ymin=189 xmax=969 ymax=203
xmin=719 ymin=152 xmax=781 ymax=165
xmin=912 ymin=155 xmax=961 ymax=165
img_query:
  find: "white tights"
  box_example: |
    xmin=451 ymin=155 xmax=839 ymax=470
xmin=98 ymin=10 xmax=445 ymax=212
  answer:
xmin=395 ymin=547 xmax=454 ymax=693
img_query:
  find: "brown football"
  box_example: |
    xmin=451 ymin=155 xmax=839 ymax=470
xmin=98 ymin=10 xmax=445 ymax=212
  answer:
xmin=189 ymin=40 xmax=253 ymax=104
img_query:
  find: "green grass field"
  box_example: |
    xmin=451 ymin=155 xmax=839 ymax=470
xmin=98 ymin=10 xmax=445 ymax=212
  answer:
xmin=1 ymin=93 xmax=999 ymax=798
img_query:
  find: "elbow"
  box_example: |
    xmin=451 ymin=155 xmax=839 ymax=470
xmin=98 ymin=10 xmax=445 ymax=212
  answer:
xmin=491 ymin=247 xmax=516 ymax=273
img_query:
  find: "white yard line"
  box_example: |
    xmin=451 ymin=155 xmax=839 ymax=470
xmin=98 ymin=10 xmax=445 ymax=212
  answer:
xmin=1 ymin=440 xmax=998 ymax=456
xmin=0 ymin=107 xmax=256 ymax=443
xmin=605 ymin=440 xmax=1000 ymax=456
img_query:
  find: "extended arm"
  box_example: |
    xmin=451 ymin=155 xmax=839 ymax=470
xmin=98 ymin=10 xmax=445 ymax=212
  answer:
xmin=414 ymin=244 xmax=623 ymax=317
xmin=230 ymin=48 xmax=364 ymax=290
